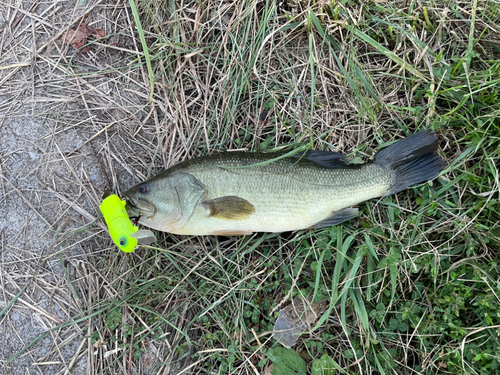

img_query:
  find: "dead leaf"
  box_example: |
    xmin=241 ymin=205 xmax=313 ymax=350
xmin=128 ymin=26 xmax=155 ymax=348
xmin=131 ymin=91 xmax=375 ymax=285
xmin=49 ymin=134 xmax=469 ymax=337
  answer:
xmin=62 ymin=23 xmax=90 ymax=51
xmin=273 ymin=296 xmax=324 ymax=348
xmin=263 ymin=363 xmax=274 ymax=375
xmin=91 ymin=28 xmax=106 ymax=38
xmin=62 ymin=23 xmax=106 ymax=53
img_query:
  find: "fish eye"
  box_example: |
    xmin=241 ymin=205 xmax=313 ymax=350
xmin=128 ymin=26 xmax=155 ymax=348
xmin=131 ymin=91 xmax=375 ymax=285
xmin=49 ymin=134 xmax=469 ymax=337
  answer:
xmin=138 ymin=184 xmax=148 ymax=194
xmin=119 ymin=237 xmax=127 ymax=247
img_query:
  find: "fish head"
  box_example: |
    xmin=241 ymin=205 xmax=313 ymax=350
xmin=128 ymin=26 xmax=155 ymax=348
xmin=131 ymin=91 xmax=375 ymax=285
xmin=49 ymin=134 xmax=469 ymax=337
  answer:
xmin=123 ymin=171 xmax=205 ymax=232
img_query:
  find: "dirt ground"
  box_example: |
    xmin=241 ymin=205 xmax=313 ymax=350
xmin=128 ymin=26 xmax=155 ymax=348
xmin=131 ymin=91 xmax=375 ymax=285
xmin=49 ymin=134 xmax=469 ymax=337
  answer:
xmin=0 ymin=1 xmax=159 ymax=373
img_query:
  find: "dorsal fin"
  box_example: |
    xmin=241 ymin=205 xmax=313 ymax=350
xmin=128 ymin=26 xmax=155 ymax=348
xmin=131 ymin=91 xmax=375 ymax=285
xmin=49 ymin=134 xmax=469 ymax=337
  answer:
xmin=290 ymin=150 xmax=358 ymax=169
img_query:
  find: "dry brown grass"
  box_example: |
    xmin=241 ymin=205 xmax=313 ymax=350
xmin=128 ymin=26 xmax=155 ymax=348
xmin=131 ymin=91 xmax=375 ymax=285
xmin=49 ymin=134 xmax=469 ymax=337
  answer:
xmin=0 ymin=0 xmax=158 ymax=373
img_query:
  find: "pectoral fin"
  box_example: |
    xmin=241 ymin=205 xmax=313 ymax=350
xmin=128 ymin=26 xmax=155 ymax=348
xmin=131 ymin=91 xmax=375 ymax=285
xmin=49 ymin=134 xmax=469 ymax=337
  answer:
xmin=203 ymin=196 xmax=255 ymax=220
xmin=312 ymin=208 xmax=359 ymax=228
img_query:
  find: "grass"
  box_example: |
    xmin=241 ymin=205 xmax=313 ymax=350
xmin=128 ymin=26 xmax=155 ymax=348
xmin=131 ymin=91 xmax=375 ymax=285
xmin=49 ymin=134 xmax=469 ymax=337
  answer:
xmin=2 ymin=0 xmax=500 ymax=374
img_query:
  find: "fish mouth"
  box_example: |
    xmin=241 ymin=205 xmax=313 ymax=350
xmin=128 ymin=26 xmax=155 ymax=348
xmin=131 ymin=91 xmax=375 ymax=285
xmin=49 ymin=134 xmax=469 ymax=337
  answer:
xmin=124 ymin=198 xmax=139 ymax=217
xmin=125 ymin=196 xmax=157 ymax=219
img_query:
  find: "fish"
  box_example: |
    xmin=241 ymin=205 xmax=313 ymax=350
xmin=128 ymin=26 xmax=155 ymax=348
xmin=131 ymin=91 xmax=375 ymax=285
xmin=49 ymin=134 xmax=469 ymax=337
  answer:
xmin=123 ymin=130 xmax=446 ymax=236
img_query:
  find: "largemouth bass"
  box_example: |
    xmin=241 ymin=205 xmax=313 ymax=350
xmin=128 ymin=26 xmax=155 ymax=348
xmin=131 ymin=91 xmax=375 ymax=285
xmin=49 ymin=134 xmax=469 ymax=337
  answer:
xmin=124 ymin=130 xmax=446 ymax=235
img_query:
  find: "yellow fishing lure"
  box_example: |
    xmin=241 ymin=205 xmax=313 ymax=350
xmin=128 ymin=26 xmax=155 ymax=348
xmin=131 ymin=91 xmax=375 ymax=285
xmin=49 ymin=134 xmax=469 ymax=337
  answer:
xmin=99 ymin=194 xmax=155 ymax=252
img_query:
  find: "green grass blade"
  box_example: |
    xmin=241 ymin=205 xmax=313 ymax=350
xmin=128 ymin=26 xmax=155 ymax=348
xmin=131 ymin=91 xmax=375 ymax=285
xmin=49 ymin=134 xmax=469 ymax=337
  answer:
xmin=346 ymin=25 xmax=426 ymax=81
xmin=129 ymin=0 xmax=154 ymax=100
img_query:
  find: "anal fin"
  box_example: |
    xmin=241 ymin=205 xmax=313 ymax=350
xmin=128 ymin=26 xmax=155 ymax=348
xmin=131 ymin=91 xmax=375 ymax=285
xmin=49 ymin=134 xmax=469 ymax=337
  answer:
xmin=312 ymin=208 xmax=359 ymax=229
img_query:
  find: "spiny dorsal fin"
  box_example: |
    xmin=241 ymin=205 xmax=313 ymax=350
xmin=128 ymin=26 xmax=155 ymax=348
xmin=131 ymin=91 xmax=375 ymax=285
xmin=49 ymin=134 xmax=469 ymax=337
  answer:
xmin=203 ymin=196 xmax=255 ymax=220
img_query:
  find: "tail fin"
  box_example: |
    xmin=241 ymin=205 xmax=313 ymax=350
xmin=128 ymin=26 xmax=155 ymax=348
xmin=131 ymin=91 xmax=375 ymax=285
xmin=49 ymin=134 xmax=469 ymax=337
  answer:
xmin=374 ymin=130 xmax=447 ymax=195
